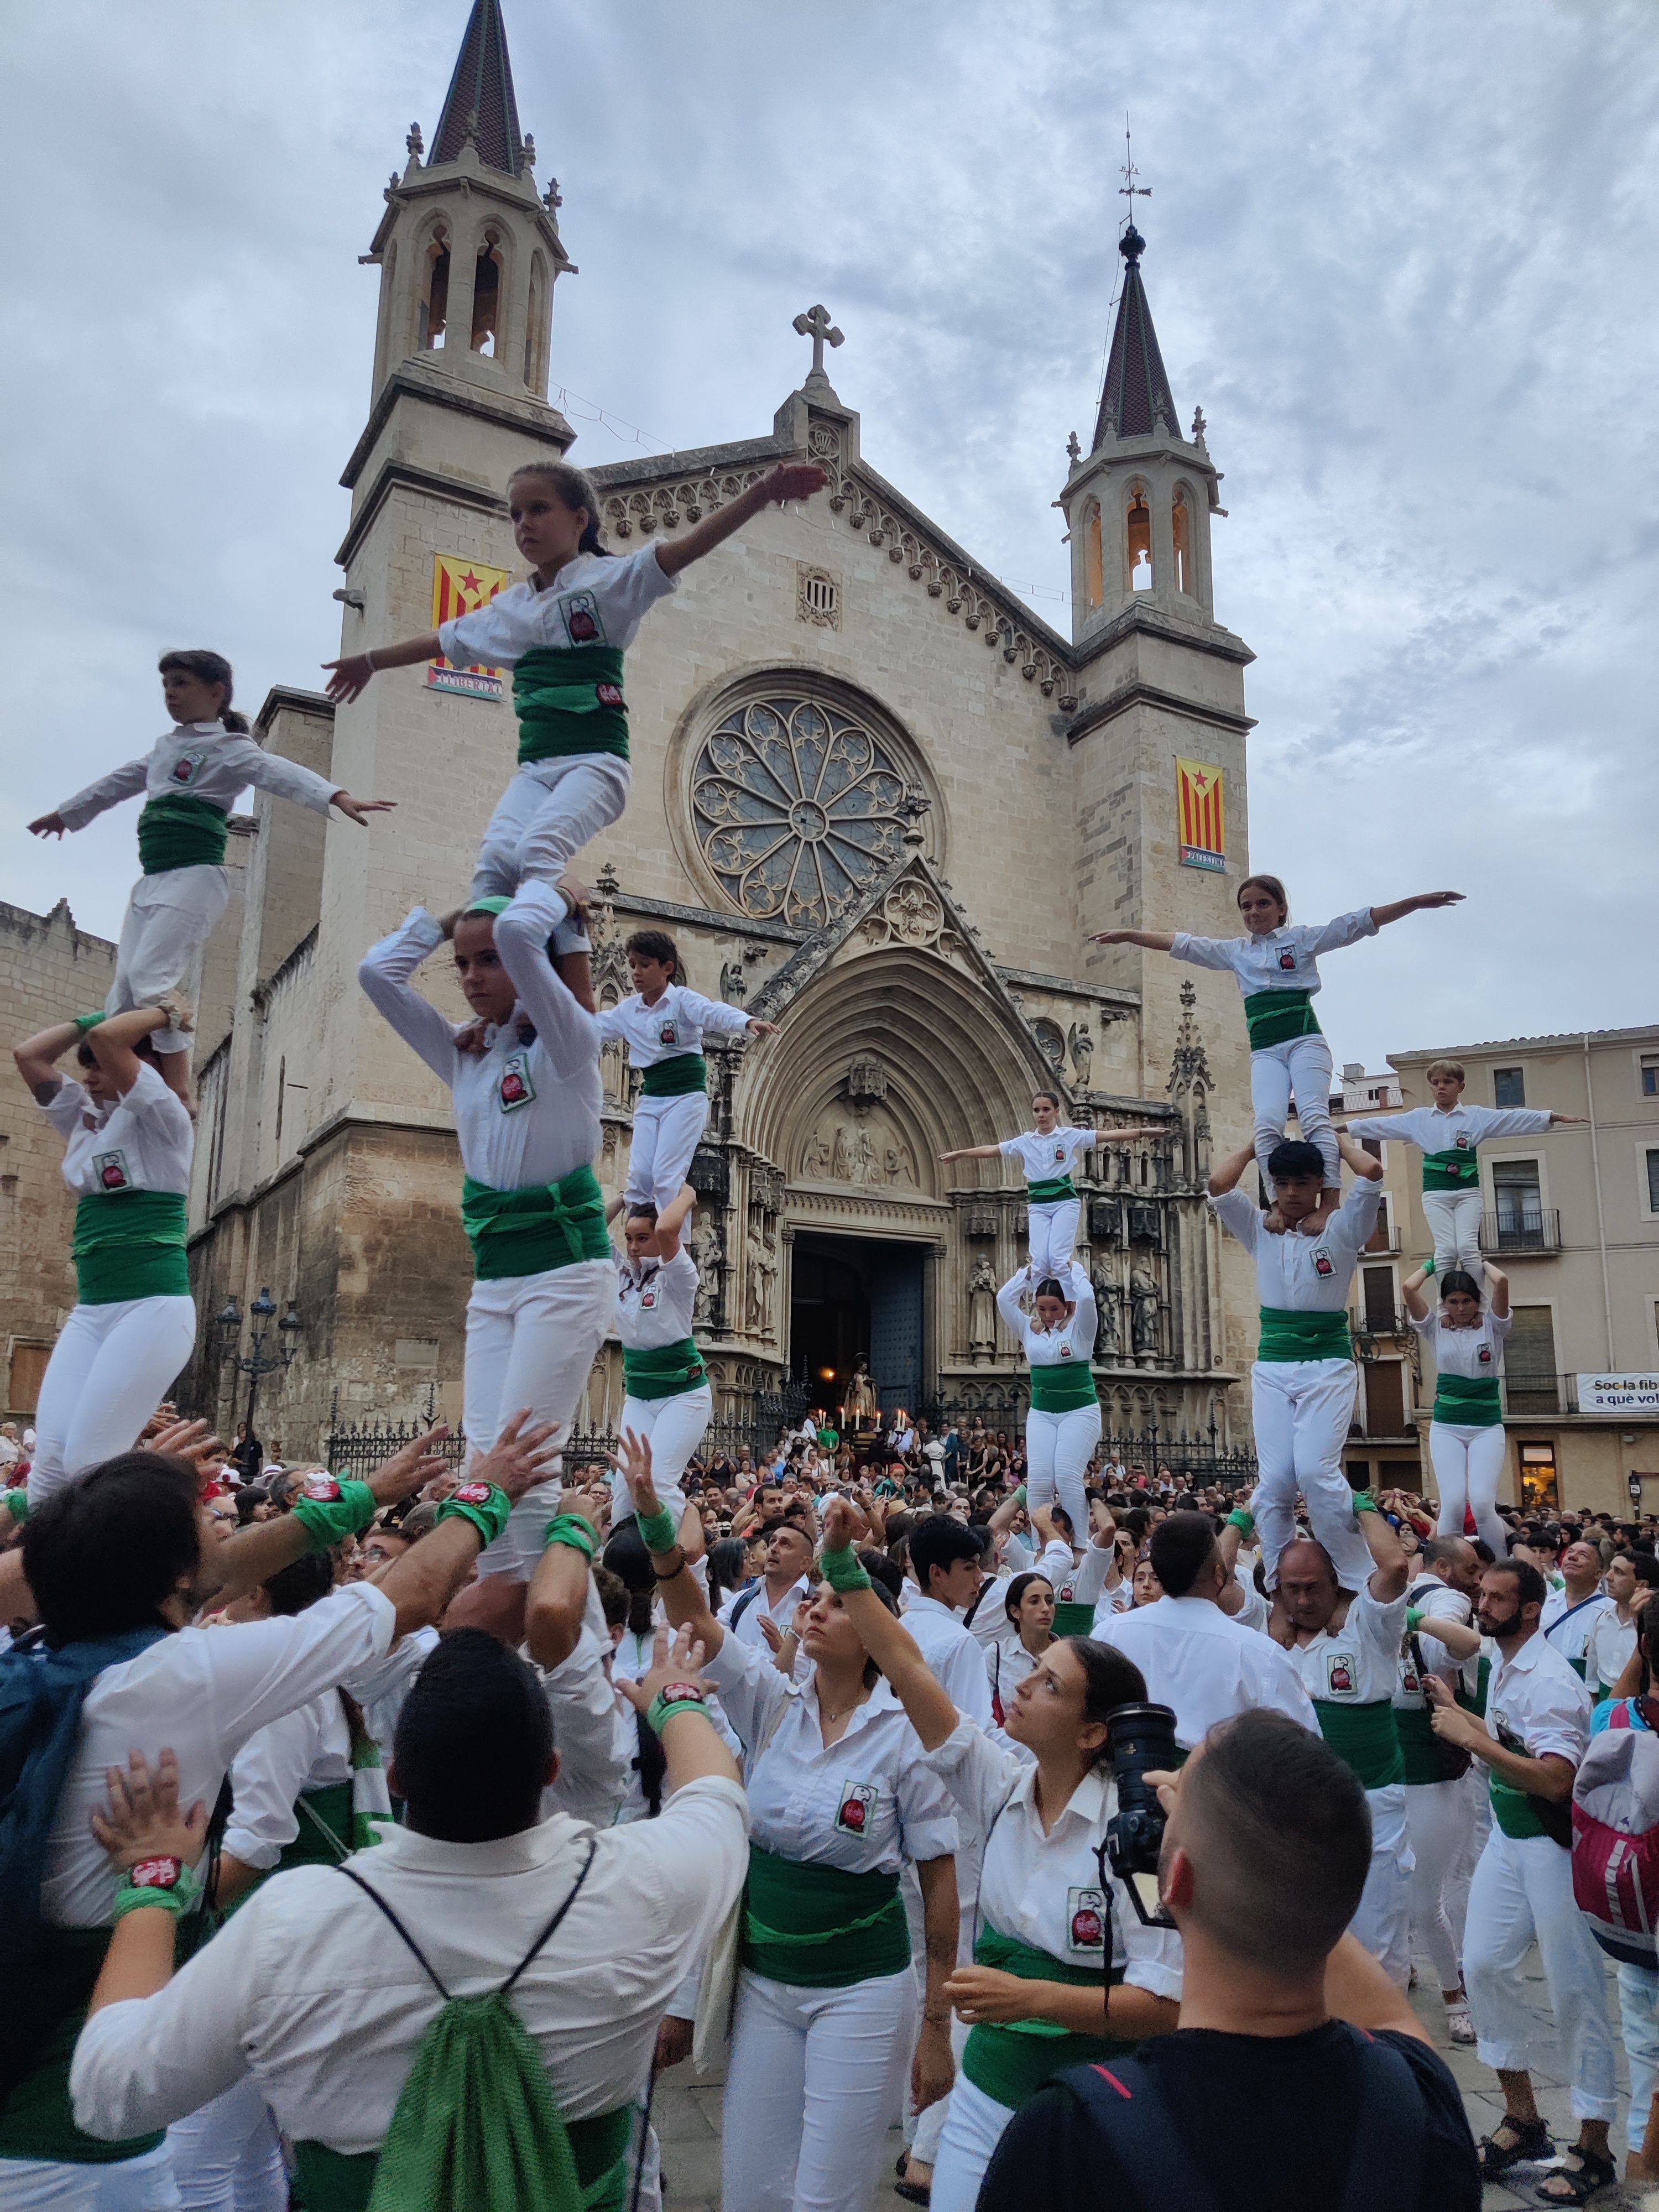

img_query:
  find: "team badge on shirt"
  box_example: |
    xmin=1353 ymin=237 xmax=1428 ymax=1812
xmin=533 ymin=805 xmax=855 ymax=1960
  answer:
xmin=1325 ymin=1653 xmax=1356 ymax=1695
xmin=1053 ymin=1142 xmax=1067 ymax=1162
xmin=169 ymin=754 xmax=205 ymax=786
xmin=1478 ymin=1343 xmax=1493 ymax=1364
xmin=1276 ymin=946 xmax=1297 ymax=972
xmin=1312 ymin=1247 xmax=1334 ymax=1278
xmin=639 ymin=1286 xmax=657 ymax=1310
xmin=835 ymin=1783 xmax=877 ymax=1835
xmin=559 ymin=591 xmax=603 ymax=646
xmin=92 ymin=1149 xmax=131 ymax=1191
xmin=1067 ymin=1887 xmax=1108 ymax=1955
xmin=1455 ymin=1133 xmax=1473 ymax=1149
xmin=498 ymin=1051 xmax=536 ymax=1113
xmin=658 ymin=1020 xmax=679 ymax=1047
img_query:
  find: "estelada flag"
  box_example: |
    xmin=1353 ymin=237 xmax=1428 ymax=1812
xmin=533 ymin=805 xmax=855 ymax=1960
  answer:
xmin=429 ymin=554 xmax=512 ymax=675
xmin=1176 ymin=757 xmax=1225 ymax=871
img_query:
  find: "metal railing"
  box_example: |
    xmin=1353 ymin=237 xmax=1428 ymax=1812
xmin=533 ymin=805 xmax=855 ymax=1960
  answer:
xmin=1482 ymin=1208 xmax=1561 ymax=1256
xmin=1501 ymin=1372 xmax=1579 ymax=1417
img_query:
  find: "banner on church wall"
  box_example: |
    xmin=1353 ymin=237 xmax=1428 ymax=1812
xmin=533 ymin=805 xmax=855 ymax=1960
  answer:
xmin=1176 ymin=758 xmax=1225 ymax=871
xmin=427 ymin=555 xmax=513 ymax=700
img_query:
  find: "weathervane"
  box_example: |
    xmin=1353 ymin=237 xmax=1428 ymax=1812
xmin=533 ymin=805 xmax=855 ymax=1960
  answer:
xmin=1119 ymin=118 xmax=1151 ymax=230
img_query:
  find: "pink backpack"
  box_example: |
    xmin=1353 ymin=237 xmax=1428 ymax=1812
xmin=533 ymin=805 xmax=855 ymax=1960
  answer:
xmin=1572 ymin=1697 xmax=1659 ymax=1968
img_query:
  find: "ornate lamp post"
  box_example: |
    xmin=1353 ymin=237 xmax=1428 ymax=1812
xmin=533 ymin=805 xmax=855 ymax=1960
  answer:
xmin=216 ymin=1287 xmax=303 ymax=1433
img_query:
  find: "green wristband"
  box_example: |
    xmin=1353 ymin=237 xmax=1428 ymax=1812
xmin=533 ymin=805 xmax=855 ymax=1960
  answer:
xmin=1423 ymin=1255 xmax=1436 ymax=1276
xmin=1014 ymin=1484 xmax=1028 ymax=1509
xmin=436 ymin=1483 xmax=512 ymax=1547
xmin=4 ymin=1489 xmax=28 ymax=1525
xmin=646 ymin=1691 xmax=709 ymax=1736
xmin=636 ymin=1503 xmax=680 ymax=1554
xmin=820 ymin=1543 xmax=872 ymax=1594
xmin=291 ymin=1476 xmax=377 ymax=1552
xmin=111 ymin=1858 xmax=202 ymax=1922
xmin=1406 ymin=1606 xmax=1425 ymax=1631
xmin=73 ymin=1011 xmax=108 ymax=1035
xmin=1225 ymin=1507 xmax=1255 ymax=1536
xmin=1350 ymin=1488 xmax=1378 ymax=1516
xmin=544 ymin=1512 xmax=598 ymax=1560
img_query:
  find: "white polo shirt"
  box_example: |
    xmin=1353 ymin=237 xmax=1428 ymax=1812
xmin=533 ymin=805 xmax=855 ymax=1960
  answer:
xmin=1540 ymin=1585 xmax=1615 ymax=1673
xmin=1583 ymin=1608 xmax=1639 ymax=1698
xmin=900 ymin=1590 xmax=995 ymax=1729
xmin=596 ymin=984 xmax=752 ymax=1071
xmin=615 ymin=1248 xmax=698 ymax=1352
xmin=1486 ymin=1629 xmax=1592 ymax=1767
xmin=1284 ymin=1583 xmax=1408 ymax=1713
xmin=1347 ymin=1102 xmax=1555 ymax=1157
xmin=1211 ymin=1180 xmax=1383 ymax=1322
xmin=994 ymin=1263 xmax=1098 ymax=1370
xmin=58 ymin=721 xmax=339 ymax=833
xmin=437 ymin=545 xmax=677 ymax=669
xmin=1170 ymin=907 xmax=1378 ymax=1010
xmin=44 ymin=1061 xmax=194 ymax=1201
xmin=1102 ymin=1594 xmax=1319 ymax=1749
xmin=999 ymin=1128 xmax=1094 ymax=1189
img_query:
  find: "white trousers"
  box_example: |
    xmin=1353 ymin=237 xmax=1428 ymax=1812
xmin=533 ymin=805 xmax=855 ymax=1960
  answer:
xmin=0 ymin=2142 xmax=179 ymax=2210
xmin=616 ymin=1386 xmax=710 ymax=1494
xmin=1026 ymin=1198 xmax=1081 ymax=1276
xmin=1250 ymin=1034 xmax=1338 ymax=1190
xmin=1250 ymin=1358 xmax=1371 ymax=1589
xmin=1024 ymin=1402 xmax=1100 ymax=1544
xmin=470 ymin=753 xmax=630 ymax=901
xmin=165 ymin=2078 xmax=285 ymax=2211
xmin=463 ymin=1258 xmax=614 ymax=1579
xmin=1617 ymin=1961 xmax=1659 ymax=2154
xmin=1444 ymin=1763 xmax=1489 ymax=1954
xmin=722 ymin=1966 xmax=916 ymax=2212
xmin=627 ymin=1092 xmax=709 ymax=1211
xmin=1430 ymin=1422 xmax=1509 ymax=1558
xmin=1349 ymin=1784 xmax=1414 ymax=1989
xmin=931 ymin=2075 xmax=1015 ymax=2212
xmin=29 ymin=1295 xmax=198 ymax=1505
xmin=1405 ymin=1778 xmax=1472 ymax=1992
xmin=1422 ymin=1190 xmax=1483 ymax=1276
xmin=109 ymin=866 xmax=230 ymax=1053
xmin=1464 ymin=1824 xmax=1618 ymax=2120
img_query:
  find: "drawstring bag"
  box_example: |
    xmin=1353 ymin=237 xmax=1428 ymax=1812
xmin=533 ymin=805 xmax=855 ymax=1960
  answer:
xmin=1572 ymin=1698 xmax=1659 ymax=1968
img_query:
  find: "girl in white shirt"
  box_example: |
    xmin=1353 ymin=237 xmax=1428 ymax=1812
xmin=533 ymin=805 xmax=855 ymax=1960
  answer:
xmin=940 ymin=1093 xmax=1163 ymax=1275
xmin=988 ymin=1574 xmax=1056 ymax=1723
xmin=31 ymin=650 xmax=389 ymax=1094
xmin=324 ymin=457 xmax=828 ymax=906
xmin=995 ymin=1263 xmax=1100 ymax=1545
xmin=1403 ymin=1259 xmax=1512 ymax=1557
xmin=608 ymin=1183 xmax=711 ymax=1544
xmin=1092 ymin=874 xmax=1462 ymax=1204
xmin=14 ymin=1004 xmax=197 ymax=1505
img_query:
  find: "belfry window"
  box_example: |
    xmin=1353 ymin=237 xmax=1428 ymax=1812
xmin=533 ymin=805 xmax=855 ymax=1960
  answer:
xmin=1128 ymin=493 xmax=1152 ymax=591
xmin=471 ymin=232 xmax=503 ymax=356
xmin=419 ymin=232 xmax=450 ymax=349
xmin=1083 ymin=501 xmax=1104 ymax=609
xmin=1172 ymin=488 xmax=1192 ymax=596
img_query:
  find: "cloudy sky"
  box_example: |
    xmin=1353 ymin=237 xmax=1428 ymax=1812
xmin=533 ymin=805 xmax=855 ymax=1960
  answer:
xmin=6 ymin=0 xmax=1655 ymax=1070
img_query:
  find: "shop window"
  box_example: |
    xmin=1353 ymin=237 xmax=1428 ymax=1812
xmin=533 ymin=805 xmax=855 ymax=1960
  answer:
xmin=1519 ymin=1441 xmax=1558 ymax=1514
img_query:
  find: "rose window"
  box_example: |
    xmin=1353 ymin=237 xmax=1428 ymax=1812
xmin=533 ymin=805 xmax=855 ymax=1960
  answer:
xmin=691 ymin=695 xmax=915 ymax=926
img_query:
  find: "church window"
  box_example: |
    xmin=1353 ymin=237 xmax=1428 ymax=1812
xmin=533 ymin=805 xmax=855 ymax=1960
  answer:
xmin=1172 ymin=488 xmax=1192 ymax=596
xmin=796 ymin=567 xmax=840 ymax=628
xmin=471 ymin=231 xmax=503 ymax=355
xmin=1083 ymin=501 xmax=1104 ymax=609
xmin=419 ymin=231 xmax=450 ymax=349
xmin=525 ymin=254 xmax=549 ymax=391
xmin=1127 ymin=493 xmax=1152 ymax=591
xmin=691 ymin=693 xmax=920 ymax=927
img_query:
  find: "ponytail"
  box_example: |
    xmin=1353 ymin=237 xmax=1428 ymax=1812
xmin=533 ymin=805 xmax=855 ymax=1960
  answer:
xmin=159 ymin=647 xmax=247 ymax=731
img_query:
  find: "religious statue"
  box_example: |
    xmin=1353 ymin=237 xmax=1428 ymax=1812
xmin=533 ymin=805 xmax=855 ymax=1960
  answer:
xmin=690 ymin=1219 xmax=722 ymax=1327
xmin=846 ymin=1361 xmax=878 ymax=1430
xmin=1130 ymin=1266 xmax=1160 ymax=1358
xmin=1068 ymin=1022 xmax=1094 ymax=1088
xmin=1066 ymin=430 xmax=1082 ymax=463
xmin=802 ymin=1129 xmax=831 ymax=1180
xmin=967 ymin=1258 xmax=998 ymax=1361
xmin=852 ymin=1128 xmax=880 ymax=1185
xmin=1190 ymin=404 xmax=1207 ymax=444
xmin=884 ymin=1143 xmax=915 ymax=1186
xmin=719 ymin=960 xmax=748 ymax=1007
xmin=1091 ymin=1259 xmax=1120 ymax=1353
xmin=830 ymin=1125 xmax=854 ymax=1181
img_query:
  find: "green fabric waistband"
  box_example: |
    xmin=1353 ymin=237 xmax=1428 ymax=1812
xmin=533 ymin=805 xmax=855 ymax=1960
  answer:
xmin=1313 ymin=1698 xmax=1404 ymax=1790
xmin=1243 ymin=988 xmax=1321 ymax=1050
xmin=72 ymin=1188 xmax=190 ymax=1306
xmin=1028 ymin=1361 xmax=1099 ymax=1413
xmin=1256 ymin=1306 xmax=1352 ymax=1363
xmin=136 ymin=792 xmax=230 ymax=874
xmin=1025 ymin=1176 xmax=1077 ymax=1204
xmin=1422 ymin=1145 xmax=1480 ymax=1191
xmin=743 ymin=1843 xmax=909 ymax=1989
xmin=0 ymin=1925 xmax=171 ymax=2165
xmin=1052 ymin=1600 xmax=1098 ymax=1637
xmin=1490 ymin=1775 xmax=1552 ymax=1841
xmin=959 ymin=1923 xmax=1133 ymax=2110
xmin=280 ymin=1782 xmax=355 ymax=1874
xmin=1395 ymin=1702 xmax=1455 ymax=1788
xmin=622 ymin=1337 xmax=707 ymax=1400
xmin=1433 ymin=1373 xmax=1503 ymax=1428
xmin=291 ymin=2103 xmax=638 ymax=2212
xmin=513 ymin=645 xmax=629 ymax=765
xmin=639 ymin=1053 xmax=707 ymax=1098
xmin=1459 ymin=1656 xmax=1491 ymax=1719
xmin=460 ymin=1165 xmax=611 ymax=1281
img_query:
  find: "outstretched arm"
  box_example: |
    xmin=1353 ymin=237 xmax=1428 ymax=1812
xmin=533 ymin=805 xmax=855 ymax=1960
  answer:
xmin=613 ymin=1430 xmax=726 ymax=1655
xmin=322 ymin=633 xmax=442 ymax=705
xmin=654 ymin=461 xmax=829 ymax=579
xmin=1088 ymin=929 xmax=1176 ymax=951
xmin=937 ymin=1142 xmax=1005 ymax=1164
xmin=823 ymin=1501 xmax=958 ymax=1750
xmin=1369 ymin=891 xmax=1464 ymax=928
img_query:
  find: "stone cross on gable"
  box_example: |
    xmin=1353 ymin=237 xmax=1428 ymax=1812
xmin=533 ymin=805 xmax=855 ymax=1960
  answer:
xmin=792 ymin=304 xmax=844 ymax=383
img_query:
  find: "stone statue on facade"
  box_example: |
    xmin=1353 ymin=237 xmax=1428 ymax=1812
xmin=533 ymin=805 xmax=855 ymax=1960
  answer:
xmin=967 ymin=1257 xmax=998 ymax=1361
xmin=1130 ymin=1266 xmax=1160 ymax=1359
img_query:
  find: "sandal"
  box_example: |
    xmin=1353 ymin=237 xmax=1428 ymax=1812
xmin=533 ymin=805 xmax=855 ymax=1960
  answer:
xmin=1532 ymin=2145 xmax=1618 ymax=2204
xmin=1444 ymin=2004 xmax=1475 ymax=2046
xmin=1477 ymin=2117 xmax=1552 ymax=2177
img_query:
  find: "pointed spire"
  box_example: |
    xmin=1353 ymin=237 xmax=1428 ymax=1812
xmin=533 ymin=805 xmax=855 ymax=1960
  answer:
xmin=1092 ymin=226 xmax=1178 ymax=449
xmin=431 ymin=0 xmax=525 ymax=176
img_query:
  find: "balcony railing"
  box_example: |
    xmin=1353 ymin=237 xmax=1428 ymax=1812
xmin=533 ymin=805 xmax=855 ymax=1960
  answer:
xmin=1501 ymin=1371 xmax=1579 ymax=1417
xmin=1481 ymin=1208 xmax=1561 ymax=1256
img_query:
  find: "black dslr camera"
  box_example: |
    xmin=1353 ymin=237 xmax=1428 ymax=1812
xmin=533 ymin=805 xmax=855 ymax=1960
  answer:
xmin=1104 ymin=1701 xmax=1181 ymax=1929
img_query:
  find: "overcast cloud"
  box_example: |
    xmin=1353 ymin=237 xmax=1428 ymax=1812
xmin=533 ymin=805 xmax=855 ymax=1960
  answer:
xmin=4 ymin=0 xmax=1655 ymax=1071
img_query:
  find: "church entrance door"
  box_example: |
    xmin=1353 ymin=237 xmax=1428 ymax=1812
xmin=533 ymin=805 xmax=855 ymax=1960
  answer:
xmin=790 ymin=1232 xmax=927 ymax=1430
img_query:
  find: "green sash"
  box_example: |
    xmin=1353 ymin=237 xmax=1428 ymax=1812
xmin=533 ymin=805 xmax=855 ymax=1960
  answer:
xmin=293 ymin=2100 xmax=637 ymax=2212
xmin=743 ymin=1844 xmax=910 ymax=1988
xmin=1028 ymin=1362 xmax=1099 ymax=1414
xmin=622 ymin=1337 xmax=707 ymax=1401
xmin=1422 ymin=1145 xmax=1479 ymax=1192
xmin=1433 ymin=1373 xmax=1503 ymax=1428
xmin=1243 ymin=988 xmax=1321 ymax=1050
xmin=1459 ymin=1655 xmax=1491 ymax=1720
xmin=1026 ymin=1176 xmax=1077 ymax=1204
xmin=1395 ymin=1703 xmax=1453 ymax=1788
xmin=513 ymin=645 xmax=629 ymax=765
xmin=460 ymin=1165 xmax=611 ymax=1282
xmin=1256 ymin=1306 xmax=1351 ymax=1363
xmin=136 ymin=792 xmax=229 ymax=873
xmin=72 ymin=1188 xmax=190 ymax=1305
xmin=1490 ymin=1775 xmax=1550 ymax=1841
xmin=0 ymin=1925 xmax=174 ymax=2165
xmin=1312 ymin=1698 xmax=1404 ymax=1790
xmin=639 ymin=1053 xmax=707 ymax=1099
xmin=959 ymin=1924 xmax=1134 ymax=2111
xmin=1052 ymin=1601 xmax=1097 ymax=1638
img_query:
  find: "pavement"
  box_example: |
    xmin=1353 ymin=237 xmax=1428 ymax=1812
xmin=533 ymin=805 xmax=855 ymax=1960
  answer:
xmin=654 ymin=1945 xmax=1657 ymax=2212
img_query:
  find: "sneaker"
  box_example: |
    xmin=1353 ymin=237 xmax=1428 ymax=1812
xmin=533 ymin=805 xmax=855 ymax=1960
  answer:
xmin=1445 ymin=2004 xmax=1476 ymax=2045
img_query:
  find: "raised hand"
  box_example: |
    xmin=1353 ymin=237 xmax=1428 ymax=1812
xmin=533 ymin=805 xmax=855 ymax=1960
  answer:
xmin=555 ymin=1482 xmax=611 ymax=1535
xmin=366 ymin=1426 xmax=453 ymax=1506
xmin=821 ymin=1494 xmax=862 ymax=1554
xmin=332 ymin=794 xmax=397 ymax=828
xmin=91 ymin=1748 xmax=208 ymax=1872
xmin=28 ymin=811 xmax=67 ymax=839
xmin=615 ymin=1624 xmax=716 ymax=1716
xmin=471 ymin=1410 xmax=563 ymax=1501
xmin=610 ymin=1428 xmax=662 ymax=1524
xmin=763 ymin=460 xmax=831 ymax=504
xmin=147 ymin=1418 xmax=223 ymax=1469
xmin=322 ymin=655 xmax=377 ymax=703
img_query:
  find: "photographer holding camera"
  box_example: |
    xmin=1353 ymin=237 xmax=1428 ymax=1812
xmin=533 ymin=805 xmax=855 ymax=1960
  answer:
xmin=820 ymin=1499 xmax=1182 ymax=2212
xmin=980 ymin=1710 xmax=1480 ymax=2211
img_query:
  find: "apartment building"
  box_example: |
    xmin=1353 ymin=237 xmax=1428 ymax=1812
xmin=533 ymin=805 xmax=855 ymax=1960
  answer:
xmin=1339 ymin=1027 xmax=1659 ymax=1517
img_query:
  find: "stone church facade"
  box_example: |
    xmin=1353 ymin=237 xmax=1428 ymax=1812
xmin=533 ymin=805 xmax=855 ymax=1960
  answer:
xmin=180 ymin=0 xmax=1262 ymax=1458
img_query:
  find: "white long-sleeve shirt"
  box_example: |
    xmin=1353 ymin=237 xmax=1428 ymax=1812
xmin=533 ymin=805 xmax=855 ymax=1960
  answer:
xmin=1170 ymin=908 xmax=1378 ymax=1005
xmin=998 ymin=1126 xmax=1094 ymax=1188
xmin=225 ymin=1692 xmax=354 ymax=1871
xmin=594 ymin=984 xmax=752 ymax=1071
xmin=1346 ymin=1103 xmax=1555 ymax=1159
xmin=58 ymin=721 xmax=339 ymax=831
xmin=1101 ymin=1594 xmax=1320 ymax=1750
xmin=615 ymin=1247 xmax=698 ymax=1350
xmin=357 ymin=882 xmax=601 ymax=1190
xmin=1410 ymin=1307 xmax=1512 ymax=1382
xmin=1209 ymin=1181 xmax=1383 ymax=1316
xmin=995 ymin=1262 xmax=1098 ymax=1366
xmin=437 ymin=545 xmax=677 ymax=669
xmin=898 ymin=1591 xmax=995 ymax=1730
xmin=43 ymin=1060 xmax=194 ymax=1199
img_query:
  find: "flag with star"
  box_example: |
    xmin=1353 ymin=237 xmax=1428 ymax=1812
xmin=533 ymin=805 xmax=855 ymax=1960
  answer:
xmin=1176 ymin=758 xmax=1225 ymax=870
xmin=427 ymin=554 xmax=513 ymax=699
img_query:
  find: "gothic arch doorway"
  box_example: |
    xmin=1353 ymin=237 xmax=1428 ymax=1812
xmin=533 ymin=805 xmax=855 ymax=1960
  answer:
xmin=789 ymin=1231 xmax=928 ymax=1428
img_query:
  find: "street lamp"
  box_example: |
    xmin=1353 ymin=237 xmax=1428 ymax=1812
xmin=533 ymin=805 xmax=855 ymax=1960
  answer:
xmin=217 ymin=1287 xmax=303 ymax=1433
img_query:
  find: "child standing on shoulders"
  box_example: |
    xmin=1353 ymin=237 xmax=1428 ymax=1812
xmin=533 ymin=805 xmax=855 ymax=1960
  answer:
xmin=1092 ymin=874 xmax=1462 ymax=1214
xmin=939 ymin=1091 xmax=1165 ymax=1275
xmin=30 ymin=650 xmax=391 ymax=1103
xmin=323 ymin=456 xmax=829 ymax=903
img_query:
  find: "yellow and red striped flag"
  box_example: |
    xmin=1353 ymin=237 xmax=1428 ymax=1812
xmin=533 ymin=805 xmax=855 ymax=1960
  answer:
xmin=427 ymin=554 xmax=513 ymax=699
xmin=1176 ymin=758 xmax=1225 ymax=871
